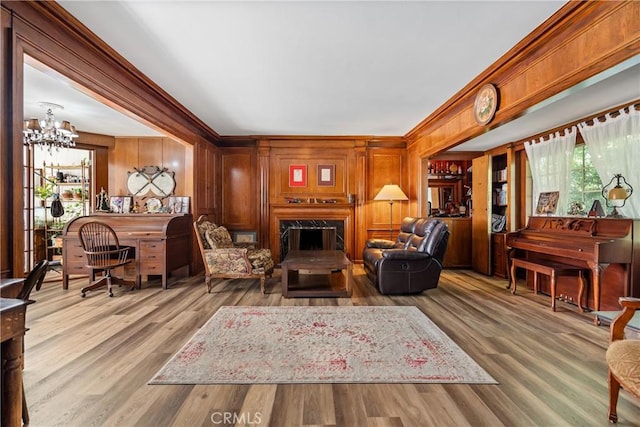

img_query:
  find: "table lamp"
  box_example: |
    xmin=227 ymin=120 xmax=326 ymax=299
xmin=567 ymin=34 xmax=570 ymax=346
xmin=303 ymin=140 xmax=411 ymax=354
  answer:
xmin=602 ymin=173 xmax=633 ymax=218
xmin=374 ymin=184 xmax=409 ymax=239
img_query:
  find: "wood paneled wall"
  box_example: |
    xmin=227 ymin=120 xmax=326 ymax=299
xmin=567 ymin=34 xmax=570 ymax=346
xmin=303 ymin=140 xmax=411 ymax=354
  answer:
xmin=406 ymin=1 xmax=640 ymax=159
xmin=109 ymin=137 xmax=192 ymax=200
xmin=220 ymin=147 xmax=257 ymax=230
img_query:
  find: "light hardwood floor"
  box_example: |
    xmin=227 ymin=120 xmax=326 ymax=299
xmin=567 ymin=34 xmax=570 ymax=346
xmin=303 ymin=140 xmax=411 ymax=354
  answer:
xmin=21 ymin=267 xmax=639 ymax=427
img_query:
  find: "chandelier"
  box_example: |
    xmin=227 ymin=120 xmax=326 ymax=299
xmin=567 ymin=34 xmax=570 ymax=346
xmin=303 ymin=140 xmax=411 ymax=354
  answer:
xmin=23 ymin=102 xmax=78 ymax=152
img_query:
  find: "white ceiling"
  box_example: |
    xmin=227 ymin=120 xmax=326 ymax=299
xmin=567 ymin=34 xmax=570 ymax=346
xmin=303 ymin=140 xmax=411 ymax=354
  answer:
xmin=23 ymin=1 xmax=640 ymax=152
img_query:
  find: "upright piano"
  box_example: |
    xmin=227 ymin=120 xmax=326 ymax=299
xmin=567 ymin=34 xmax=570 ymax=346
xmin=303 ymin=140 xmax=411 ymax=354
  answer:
xmin=62 ymin=213 xmax=192 ymax=290
xmin=506 ymin=216 xmax=640 ymax=311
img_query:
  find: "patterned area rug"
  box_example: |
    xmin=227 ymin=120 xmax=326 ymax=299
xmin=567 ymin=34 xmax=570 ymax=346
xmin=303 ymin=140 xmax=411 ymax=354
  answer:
xmin=149 ymin=306 xmax=497 ymax=384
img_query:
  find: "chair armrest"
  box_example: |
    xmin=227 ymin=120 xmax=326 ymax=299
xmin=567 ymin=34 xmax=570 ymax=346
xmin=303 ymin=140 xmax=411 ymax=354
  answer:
xmin=381 ymin=249 xmax=430 ymax=260
xmin=365 ymin=239 xmax=395 ymax=249
xmin=610 ymin=297 xmax=640 ymax=342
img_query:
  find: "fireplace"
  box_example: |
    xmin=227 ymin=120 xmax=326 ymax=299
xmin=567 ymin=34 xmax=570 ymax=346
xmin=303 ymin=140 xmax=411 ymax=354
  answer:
xmin=279 ymin=220 xmax=344 ymax=260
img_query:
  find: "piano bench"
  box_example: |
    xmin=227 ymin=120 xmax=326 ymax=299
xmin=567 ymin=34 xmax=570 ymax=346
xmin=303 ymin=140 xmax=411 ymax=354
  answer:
xmin=509 ymin=257 xmax=587 ymax=312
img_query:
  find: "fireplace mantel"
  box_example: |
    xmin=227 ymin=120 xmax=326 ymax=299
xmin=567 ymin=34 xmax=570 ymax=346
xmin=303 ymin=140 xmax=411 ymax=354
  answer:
xmin=270 ymin=203 xmax=355 ymax=263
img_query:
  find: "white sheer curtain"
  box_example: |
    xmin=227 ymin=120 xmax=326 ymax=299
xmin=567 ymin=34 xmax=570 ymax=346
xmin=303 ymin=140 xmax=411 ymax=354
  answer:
xmin=524 ymin=127 xmax=576 ymax=215
xmin=578 ymin=105 xmax=640 ymax=218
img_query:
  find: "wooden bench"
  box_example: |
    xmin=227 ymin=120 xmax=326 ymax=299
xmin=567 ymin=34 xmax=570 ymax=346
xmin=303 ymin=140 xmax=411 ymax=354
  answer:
xmin=509 ymin=257 xmax=588 ymax=312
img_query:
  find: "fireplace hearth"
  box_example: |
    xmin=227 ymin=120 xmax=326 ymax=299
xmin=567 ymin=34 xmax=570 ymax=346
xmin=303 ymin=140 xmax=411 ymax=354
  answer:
xmin=279 ymin=220 xmax=344 ymax=260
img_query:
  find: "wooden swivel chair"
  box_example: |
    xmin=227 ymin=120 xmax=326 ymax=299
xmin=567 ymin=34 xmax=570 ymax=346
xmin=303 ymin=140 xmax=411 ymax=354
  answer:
xmin=78 ymin=221 xmax=135 ymax=297
xmin=19 ymin=259 xmax=48 ymax=425
xmin=607 ymin=297 xmax=640 ymax=423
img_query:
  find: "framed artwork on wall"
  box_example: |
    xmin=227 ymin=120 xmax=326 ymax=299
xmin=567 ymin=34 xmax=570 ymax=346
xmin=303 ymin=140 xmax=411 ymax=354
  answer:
xmin=289 ymin=164 xmax=307 ymax=187
xmin=317 ymin=164 xmax=335 ymax=186
xmin=234 ymin=231 xmax=257 ymax=243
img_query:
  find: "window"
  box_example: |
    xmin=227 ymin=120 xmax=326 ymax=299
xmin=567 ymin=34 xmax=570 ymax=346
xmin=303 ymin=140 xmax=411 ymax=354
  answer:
xmin=568 ymin=144 xmax=602 ymax=214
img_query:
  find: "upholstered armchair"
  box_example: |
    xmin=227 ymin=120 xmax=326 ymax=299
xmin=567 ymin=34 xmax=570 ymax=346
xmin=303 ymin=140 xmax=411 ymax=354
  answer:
xmin=194 ymin=215 xmax=274 ymax=293
xmin=607 ymin=297 xmax=640 ymax=423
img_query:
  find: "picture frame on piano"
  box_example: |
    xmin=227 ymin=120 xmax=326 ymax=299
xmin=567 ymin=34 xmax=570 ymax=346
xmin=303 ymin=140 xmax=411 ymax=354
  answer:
xmin=535 ymin=191 xmax=560 ymax=215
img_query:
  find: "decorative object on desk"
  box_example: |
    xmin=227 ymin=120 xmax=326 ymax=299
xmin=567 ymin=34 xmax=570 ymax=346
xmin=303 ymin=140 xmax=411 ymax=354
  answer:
xmin=233 ymin=231 xmax=257 ymax=244
xmin=109 ymin=196 xmax=124 ymax=213
xmin=23 ymin=102 xmax=78 ymax=153
xmin=317 ymin=164 xmax=335 ymax=186
xmin=288 ymin=164 xmax=307 ymax=187
xmin=168 ymin=196 xmax=190 ymax=214
xmin=374 ymin=184 xmax=409 ymax=240
xmin=122 ymin=196 xmax=132 ymax=213
xmin=145 ymin=197 xmax=162 ymax=213
xmin=96 ymin=187 xmax=110 ymax=212
xmin=602 ymin=173 xmax=633 ymax=218
xmin=473 ymin=83 xmax=499 ymax=125
xmin=50 ymin=193 xmax=64 ymax=218
xmin=126 ymin=165 xmax=176 ymax=197
xmin=588 ymin=199 xmax=605 ymax=217
xmin=285 ymin=197 xmax=301 ymax=203
xmin=535 ymin=191 xmax=560 ymax=215
xmin=149 ymin=306 xmax=497 ymax=385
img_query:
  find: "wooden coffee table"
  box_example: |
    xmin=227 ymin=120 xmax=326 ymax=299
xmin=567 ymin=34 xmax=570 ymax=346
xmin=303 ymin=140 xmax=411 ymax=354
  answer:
xmin=281 ymin=250 xmax=353 ymax=298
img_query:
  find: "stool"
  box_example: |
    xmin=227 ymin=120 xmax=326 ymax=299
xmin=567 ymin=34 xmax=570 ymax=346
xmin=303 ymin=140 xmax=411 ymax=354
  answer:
xmin=509 ymin=257 xmax=588 ymax=311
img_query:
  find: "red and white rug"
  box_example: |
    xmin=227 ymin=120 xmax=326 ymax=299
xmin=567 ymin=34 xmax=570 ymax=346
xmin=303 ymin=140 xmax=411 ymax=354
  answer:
xmin=149 ymin=306 xmax=497 ymax=384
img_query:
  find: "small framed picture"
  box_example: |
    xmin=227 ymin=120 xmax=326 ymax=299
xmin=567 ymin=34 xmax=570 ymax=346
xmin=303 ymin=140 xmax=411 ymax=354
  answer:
xmin=317 ymin=164 xmax=335 ymax=186
xmin=289 ymin=164 xmax=307 ymax=187
xmin=535 ymin=191 xmax=560 ymax=215
xmin=168 ymin=196 xmax=190 ymax=214
xmin=109 ymin=196 xmax=124 ymax=213
xmin=121 ymin=196 xmax=132 ymax=213
xmin=234 ymin=231 xmax=257 ymax=243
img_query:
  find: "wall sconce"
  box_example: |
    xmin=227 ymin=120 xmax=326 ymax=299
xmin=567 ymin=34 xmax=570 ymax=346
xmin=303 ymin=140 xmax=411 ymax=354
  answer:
xmin=601 ymin=173 xmax=633 ymax=218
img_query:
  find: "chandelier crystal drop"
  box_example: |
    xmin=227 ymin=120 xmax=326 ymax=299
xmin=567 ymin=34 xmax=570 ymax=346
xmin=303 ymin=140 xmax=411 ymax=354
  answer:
xmin=23 ymin=102 xmax=78 ymax=153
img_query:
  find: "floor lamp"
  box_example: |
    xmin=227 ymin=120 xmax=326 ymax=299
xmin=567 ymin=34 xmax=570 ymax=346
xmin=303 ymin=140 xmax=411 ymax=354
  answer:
xmin=374 ymin=184 xmax=409 ymax=240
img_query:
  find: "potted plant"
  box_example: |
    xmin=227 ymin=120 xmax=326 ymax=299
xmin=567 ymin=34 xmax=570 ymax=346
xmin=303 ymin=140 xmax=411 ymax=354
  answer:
xmin=61 ymin=189 xmax=74 ymax=200
xmin=73 ymin=188 xmax=84 ymax=200
xmin=34 ymin=183 xmax=54 ymax=201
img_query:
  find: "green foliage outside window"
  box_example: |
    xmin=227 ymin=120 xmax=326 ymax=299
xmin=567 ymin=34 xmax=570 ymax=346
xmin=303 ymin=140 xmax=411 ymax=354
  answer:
xmin=568 ymin=144 xmax=603 ymax=215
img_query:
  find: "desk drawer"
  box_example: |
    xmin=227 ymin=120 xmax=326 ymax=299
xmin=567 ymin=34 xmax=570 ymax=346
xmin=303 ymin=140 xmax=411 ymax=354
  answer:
xmin=140 ymin=260 xmax=164 ymax=275
xmin=140 ymin=240 xmax=164 ymax=254
xmin=64 ymin=243 xmax=87 ymax=271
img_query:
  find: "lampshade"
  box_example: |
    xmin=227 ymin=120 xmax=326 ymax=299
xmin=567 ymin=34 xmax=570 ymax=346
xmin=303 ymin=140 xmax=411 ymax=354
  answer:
xmin=374 ymin=184 xmax=408 ymax=201
xmin=608 ymin=186 xmax=629 ymax=201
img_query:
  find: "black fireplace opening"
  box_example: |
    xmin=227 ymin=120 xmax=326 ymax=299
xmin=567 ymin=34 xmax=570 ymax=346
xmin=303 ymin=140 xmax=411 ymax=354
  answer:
xmin=299 ymin=229 xmax=324 ymax=250
xmin=280 ymin=220 xmax=344 ymax=260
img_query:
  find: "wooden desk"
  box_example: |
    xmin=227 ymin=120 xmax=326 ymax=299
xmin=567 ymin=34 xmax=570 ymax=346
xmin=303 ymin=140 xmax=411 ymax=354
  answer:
xmin=62 ymin=213 xmax=192 ymax=289
xmin=1 ymin=298 xmax=28 ymax=427
xmin=282 ymin=250 xmax=352 ymax=298
xmin=0 ymin=278 xmax=25 ymax=298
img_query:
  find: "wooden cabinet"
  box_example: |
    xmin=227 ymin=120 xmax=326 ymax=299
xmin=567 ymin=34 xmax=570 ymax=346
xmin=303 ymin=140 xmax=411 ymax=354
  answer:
xmin=491 ymin=232 xmax=508 ymax=278
xmin=440 ymin=218 xmax=472 ymax=268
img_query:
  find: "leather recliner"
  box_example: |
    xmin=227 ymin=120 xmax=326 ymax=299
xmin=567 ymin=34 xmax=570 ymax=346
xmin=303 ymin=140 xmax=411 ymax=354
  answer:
xmin=362 ymin=217 xmax=449 ymax=294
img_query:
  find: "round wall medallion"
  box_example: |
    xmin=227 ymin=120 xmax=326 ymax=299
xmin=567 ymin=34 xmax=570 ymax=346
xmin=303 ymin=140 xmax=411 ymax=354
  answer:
xmin=473 ymin=83 xmax=499 ymax=125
